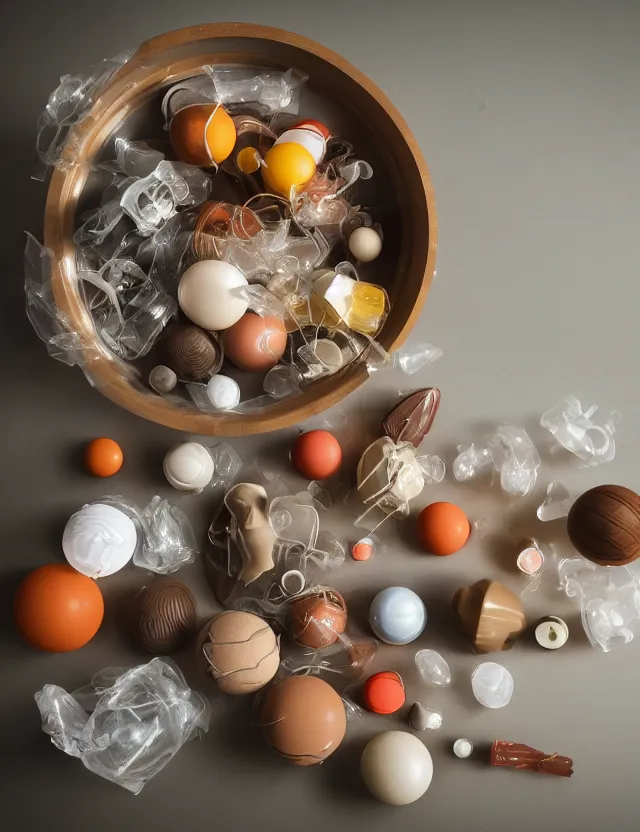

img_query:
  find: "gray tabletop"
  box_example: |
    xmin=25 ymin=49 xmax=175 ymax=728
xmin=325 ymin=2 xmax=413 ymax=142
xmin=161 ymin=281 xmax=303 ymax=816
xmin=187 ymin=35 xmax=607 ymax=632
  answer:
xmin=3 ymin=1 xmax=640 ymax=830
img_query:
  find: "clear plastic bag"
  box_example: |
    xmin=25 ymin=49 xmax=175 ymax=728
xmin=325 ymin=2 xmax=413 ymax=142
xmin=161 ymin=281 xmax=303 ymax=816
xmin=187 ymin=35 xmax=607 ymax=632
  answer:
xmin=35 ymin=658 xmax=210 ymax=794
xmin=541 ymin=393 xmax=618 ymax=466
xmin=453 ymin=423 xmax=540 ymax=496
xmin=34 ymin=50 xmax=134 ymax=179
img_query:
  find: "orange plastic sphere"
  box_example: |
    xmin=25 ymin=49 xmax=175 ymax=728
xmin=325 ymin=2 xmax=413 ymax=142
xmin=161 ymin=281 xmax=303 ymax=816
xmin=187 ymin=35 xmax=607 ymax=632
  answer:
xmin=291 ymin=430 xmax=342 ymax=480
xmin=363 ymin=671 xmax=406 ymax=714
xmin=263 ymin=142 xmax=316 ymax=197
xmin=222 ymin=313 xmax=288 ymax=372
xmin=417 ymin=502 xmax=470 ymax=555
xmin=85 ymin=437 xmax=123 ymax=477
xmin=169 ymin=104 xmax=236 ymax=166
xmin=14 ymin=564 xmax=104 ymax=652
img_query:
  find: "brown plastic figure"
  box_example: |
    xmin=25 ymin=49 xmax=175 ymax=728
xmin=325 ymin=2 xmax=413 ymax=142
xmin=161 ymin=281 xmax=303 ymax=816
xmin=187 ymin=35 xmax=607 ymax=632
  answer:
xmin=453 ymin=579 xmax=527 ymax=653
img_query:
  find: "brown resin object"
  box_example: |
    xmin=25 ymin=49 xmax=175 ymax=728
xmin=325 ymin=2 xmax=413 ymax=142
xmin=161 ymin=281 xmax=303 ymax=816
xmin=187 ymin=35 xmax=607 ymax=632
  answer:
xmin=130 ymin=580 xmax=197 ymax=653
xmin=453 ymin=579 xmax=527 ymax=653
xmin=567 ymin=484 xmax=640 ymax=566
xmin=289 ymin=589 xmax=347 ymax=649
xmin=163 ymin=323 xmax=223 ymax=382
xmin=490 ymin=741 xmax=574 ymax=777
xmin=382 ymin=388 xmax=441 ymax=447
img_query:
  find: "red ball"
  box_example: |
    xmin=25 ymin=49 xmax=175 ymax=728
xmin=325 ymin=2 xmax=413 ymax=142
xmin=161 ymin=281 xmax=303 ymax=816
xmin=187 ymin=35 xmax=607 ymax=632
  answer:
xmin=363 ymin=671 xmax=405 ymax=714
xmin=291 ymin=430 xmax=342 ymax=480
xmin=417 ymin=502 xmax=470 ymax=555
xmin=14 ymin=564 xmax=104 ymax=652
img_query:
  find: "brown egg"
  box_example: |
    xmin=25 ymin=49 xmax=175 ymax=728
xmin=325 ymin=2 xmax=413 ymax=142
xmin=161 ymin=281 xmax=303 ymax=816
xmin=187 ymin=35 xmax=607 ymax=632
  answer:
xmin=567 ymin=484 xmax=640 ymax=566
xmin=169 ymin=104 xmax=237 ymax=166
xmin=260 ymin=675 xmax=347 ymax=765
xmin=130 ymin=580 xmax=197 ymax=654
xmin=222 ymin=313 xmax=288 ymax=372
xmin=288 ymin=589 xmax=347 ymax=649
xmin=163 ymin=323 xmax=223 ymax=381
xmin=198 ymin=610 xmax=280 ymax=695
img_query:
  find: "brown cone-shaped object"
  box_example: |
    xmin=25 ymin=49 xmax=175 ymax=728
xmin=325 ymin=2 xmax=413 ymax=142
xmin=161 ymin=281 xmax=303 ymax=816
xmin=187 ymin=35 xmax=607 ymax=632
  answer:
xmin=260 ymin=675 xmax=346 ymax=766
xmin=382 ymin=388 xmax=441 ymax=447
xmin=288 ymin=589 xmax=347 ymax=649
xmin=163 ymin=323 xmax=223 ymax=382
xmin=453 ymin=579 xmax=526 ymax=653
xmin=567 ymin=485 xmax=640 ymax=566
xmin=130 ymin=580 xmax=197 ymax=653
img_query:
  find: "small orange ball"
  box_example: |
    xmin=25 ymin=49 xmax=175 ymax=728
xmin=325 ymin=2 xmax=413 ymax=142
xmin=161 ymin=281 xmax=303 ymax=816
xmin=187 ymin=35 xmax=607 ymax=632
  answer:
xmin=417 ymin=502 xmax=470 ymax=555
xmin=363 ymin=671 xmax=405 ymax=714
xmin=14 ymin=564 xmax=104 ymax=652
xmin=291 ymin=430 xmax=342 ymax=480
xmin=85 ymin=437 xmax=123 ymax=477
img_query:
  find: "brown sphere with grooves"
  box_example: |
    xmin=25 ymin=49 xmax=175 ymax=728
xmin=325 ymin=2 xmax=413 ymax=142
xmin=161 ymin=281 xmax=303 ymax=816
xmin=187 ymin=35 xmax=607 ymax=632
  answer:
xmin=163 ymin=323 xmax=223 ymax=381
xmin=130 ymin=580 xmax=197 ymax=653
xmin=288 ymin=589 xmax=347 ymax=649
xmin=567 ymin=485 xmax=640 ymax=566
xmin=260 ymin=675 xmax=346 ymax=766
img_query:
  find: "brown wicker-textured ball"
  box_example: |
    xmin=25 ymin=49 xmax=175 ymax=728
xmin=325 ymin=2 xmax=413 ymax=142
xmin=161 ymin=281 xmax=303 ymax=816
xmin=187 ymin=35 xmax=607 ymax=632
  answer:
xmin=260 ymin=675 xmax=347 ymax=766
xmin=130 ymin=580 xmax=197 ymax=653
xmin=567 ymin=485 xmax=640 ymax=566
xmin=288 ymin=589 xmax=347 ymax=649
xmin=163 ymin=323 xmax=223 ymax=381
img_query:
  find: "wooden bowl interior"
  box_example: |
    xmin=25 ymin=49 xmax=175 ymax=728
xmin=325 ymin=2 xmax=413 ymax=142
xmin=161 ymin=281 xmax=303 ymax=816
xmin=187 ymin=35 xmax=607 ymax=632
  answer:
xmin=48 ymin=26 xmax=434 ymax=435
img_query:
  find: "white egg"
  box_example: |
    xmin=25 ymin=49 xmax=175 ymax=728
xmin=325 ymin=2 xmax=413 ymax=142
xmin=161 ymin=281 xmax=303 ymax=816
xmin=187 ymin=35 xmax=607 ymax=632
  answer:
xmin=178 ymin=260 xmax=248 ymax=331
xmin=62 ymin=503 xmax=138 ymax=578
xmin=163 ymin=442 xmax=214 ymax=491
xmin=206 ymin=374 xmax=241 ymax=410
xmin=348 ymin=226 xmax=383 ymax=263
xmin=275 ymin=128 xmax=326 ymax=164
xmin=149 ymin=365 xmax=177 ymax=394
xmin=360 ymin=731 xmax=433 ymax=805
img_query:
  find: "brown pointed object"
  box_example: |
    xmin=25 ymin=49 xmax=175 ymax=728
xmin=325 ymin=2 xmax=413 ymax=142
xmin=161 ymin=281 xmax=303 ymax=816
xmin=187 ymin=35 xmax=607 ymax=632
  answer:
xmin=382 ymin=388 xmax=441 ymax=447
xmin=567 ymin=484 xmax=640 ymax=566
xmin=453 ymin=579 xmax=527 ymax=653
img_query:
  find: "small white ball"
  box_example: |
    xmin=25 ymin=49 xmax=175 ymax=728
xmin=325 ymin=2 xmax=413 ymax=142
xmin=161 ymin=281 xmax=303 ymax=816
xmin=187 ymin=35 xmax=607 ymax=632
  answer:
xmin=163 ymin=442 xmax=214 ymax=491
xmin=206 ymin=374 xmax=241 ymax=410
xmin=360 ymin=731 xmax=433 ymax=806
xmin=471 ymin=662 xmax=514 ymax=709
xmin=348 ymin=226 xmax=382 ymax=263
xmin=149 ymin=365 xmax=177 ymax=394
xmin=178 ymin=260 xmax=248 ymax=331
xmin=62 ymin=503 xmax=138 ymax=578
xmin=453 ymin=738 xmax=474 ymax=759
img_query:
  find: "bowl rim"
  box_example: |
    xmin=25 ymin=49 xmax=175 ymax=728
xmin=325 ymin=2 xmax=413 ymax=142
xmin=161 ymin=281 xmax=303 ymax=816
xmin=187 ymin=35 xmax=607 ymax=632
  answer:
xmin=44 ymin=22 xmax=438 ymax=436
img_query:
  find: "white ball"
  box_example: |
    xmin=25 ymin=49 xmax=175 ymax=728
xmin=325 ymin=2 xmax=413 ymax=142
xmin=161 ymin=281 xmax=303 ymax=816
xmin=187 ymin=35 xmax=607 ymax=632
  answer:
xmin=361 ymin=731 xmax=433 ymax=805
xmin=275 ymin=128 xmax=326 ymax=164
xmin=163 ymin=442 xmax=214 ymax=491
xmin=471 ymin=662 xmax=515 ymax=709
xmin=62 ymin=503 xmax=138 ymax=578
xmin=206 ymin=374 xmax=241 ymax=410
xmin=348 ymin=226 xmax=382 ymax=263
xmin=178 ymin=260 xmax=248 ymax=331
xmin=149 ymin=365 xmax=177 ymax=394
xmin=453 ymin=738 xmax=473 ymax=759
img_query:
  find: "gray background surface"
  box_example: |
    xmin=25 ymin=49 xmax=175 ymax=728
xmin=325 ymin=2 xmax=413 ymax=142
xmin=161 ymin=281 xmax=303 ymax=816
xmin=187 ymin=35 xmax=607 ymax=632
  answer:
xmin=2 ymin=1 xmax=640 ymax=830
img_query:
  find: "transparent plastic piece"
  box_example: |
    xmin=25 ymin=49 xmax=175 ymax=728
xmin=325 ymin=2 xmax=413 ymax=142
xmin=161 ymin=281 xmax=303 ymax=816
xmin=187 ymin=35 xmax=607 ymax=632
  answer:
xmin=135 ymin=497 xmax=198 ymax=575
xmin=540 ymin=393 xmax=618 ymax=466
xmin=416 ymin=454 xmax=446 ymax=485
xmin=471 ymin=662 xmax=514 ymax=709
xmin=453 ymin=444 xmax=493 ymax=482
xmin=414 ymin=649 xmax=452 ymax=687
xmin=537 ymin=482 xmax=574 ymax=521
xmin=34 ymin=658 xmax=210 ymax=794
xmin=34 ymin=50 xmax=134 ymax=179
xmin=366 ymin=339 xmax=443 ymax=376
xmin=557 ymin=555 xmax=640 ymax=651
xmin=487 ymin=423 xmax=540 ymax=496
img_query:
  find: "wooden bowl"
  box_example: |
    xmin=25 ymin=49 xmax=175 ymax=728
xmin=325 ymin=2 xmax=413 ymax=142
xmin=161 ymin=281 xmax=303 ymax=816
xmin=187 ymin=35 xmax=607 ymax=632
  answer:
xmin=45 ymin=23 xmax=437 ymax=436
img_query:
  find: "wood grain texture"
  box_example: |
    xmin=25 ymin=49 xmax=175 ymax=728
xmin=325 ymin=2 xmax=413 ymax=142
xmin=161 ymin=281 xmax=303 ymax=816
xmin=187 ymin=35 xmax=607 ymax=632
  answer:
xmin=44 ymin=23 xmax=437 ymax=436
xmin=567 ymin=484 xmax=640 ymax=566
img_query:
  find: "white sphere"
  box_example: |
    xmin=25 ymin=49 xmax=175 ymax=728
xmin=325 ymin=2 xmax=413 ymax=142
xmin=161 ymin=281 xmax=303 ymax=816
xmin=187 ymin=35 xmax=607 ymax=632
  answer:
xmin=453 ymin=738 xmax=474 ymax=759
xmin=368 ymin=586 xmax=426 ymax=645
xmin=275 ymin=128 xmax=326 ymax=164
xmin=163 ymin=442 xmax=214 ymax=491
xmin=149 ymin=365 xmax=177 ymax=394
xmin=361 ymin=731 xmax=433 ymax=805
xmin=178 ymin=260 xmax=248 ymax=331
xmin=471 ymin=662 xmax=514 ymax=709
xmin=62 ymin=503 xmax=138 ymax=578
xmin=206 ymin=374 xmax=241 ymax=410
xmin=348 ymin=226 xmax=382 ymax=263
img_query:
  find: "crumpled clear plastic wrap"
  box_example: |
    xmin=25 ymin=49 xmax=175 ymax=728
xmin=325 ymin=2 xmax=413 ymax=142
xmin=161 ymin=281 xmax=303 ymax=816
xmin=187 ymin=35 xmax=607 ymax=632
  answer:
xmin=453 ymin=423 xmax=540 ymax=496
xmin=34 ymin=50 xmax=134 ymax=179
xmin=365 ymin=338 xmax=443 ymax=376
xmin=558 ymin=556 xmax=640 ymax=651
xmin=35 ymin=658 xmax=210 ymax=794
xmin=537 ymin=481 xmax=574 ymax=521
xmin=541 ymin=393 xmax=618 ymax=466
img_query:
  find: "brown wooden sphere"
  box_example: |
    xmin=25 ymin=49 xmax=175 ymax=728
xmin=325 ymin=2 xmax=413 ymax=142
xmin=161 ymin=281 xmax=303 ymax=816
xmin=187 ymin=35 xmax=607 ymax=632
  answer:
xmin=163 ymin=323 xmax=223 ymax=382
xmin=567 ymin=485 xmax=640 ymax=566
xmin=288 ymin=589 xmax=347 ymax=649
xmin=130 ymin=580 xmax=197 ymax=653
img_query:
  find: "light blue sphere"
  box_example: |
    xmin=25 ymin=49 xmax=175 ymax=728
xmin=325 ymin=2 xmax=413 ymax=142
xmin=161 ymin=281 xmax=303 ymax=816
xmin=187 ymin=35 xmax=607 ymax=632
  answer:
xmin=369 ymin=587 xmax=427 ymax=645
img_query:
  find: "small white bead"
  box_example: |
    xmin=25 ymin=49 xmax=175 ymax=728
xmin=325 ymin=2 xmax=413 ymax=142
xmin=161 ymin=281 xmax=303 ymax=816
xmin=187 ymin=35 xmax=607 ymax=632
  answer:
xmin=348 ymin=226 xmax=382 ymax=263
xmin=453 ymin=738 xmax=473 ymax=759
xmin=149 ymin=365 xmax=177 ymax=394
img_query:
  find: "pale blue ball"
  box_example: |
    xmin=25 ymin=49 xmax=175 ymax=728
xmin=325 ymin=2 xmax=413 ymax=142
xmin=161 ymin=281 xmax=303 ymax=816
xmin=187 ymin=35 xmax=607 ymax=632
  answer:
xmin=369 ymin=587 xmax=427 ymax=645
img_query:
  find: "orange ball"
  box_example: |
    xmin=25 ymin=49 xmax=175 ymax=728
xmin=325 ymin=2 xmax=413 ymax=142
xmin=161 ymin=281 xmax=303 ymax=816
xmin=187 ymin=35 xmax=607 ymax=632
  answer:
xmin=14 ymin=564 xmax=104 ymax=652
xmin=85 ymin=437 xmax=123 ymax=477
xmin=417 ymin=502 xmax=470 ymax=555
xmin=222 ymin=313 xmax=288 ymax=372
xmin=169 ymin=104 xmax=236 ymax=166
xmin=363 ymin=671 xmax=405 ymax=715
xmin=291 ymin=430 xmax=342 ymax=480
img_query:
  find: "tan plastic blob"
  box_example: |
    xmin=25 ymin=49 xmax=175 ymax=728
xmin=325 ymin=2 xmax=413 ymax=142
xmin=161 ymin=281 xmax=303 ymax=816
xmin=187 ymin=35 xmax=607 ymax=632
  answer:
xmin=225 ymin=483 xmax=277 ymax=585
xmin=453 ymin=579 xmax=527 ymax=653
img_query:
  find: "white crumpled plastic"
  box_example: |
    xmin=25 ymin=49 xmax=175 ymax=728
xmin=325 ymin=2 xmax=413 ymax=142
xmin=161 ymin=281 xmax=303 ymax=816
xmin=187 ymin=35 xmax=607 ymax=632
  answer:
xmin=35 ymin=658 xmax=210 ymax=794
xmin=454 ymin=423 xmax=540 ymax=496
xmin=540 ymin=393 xmax=618 ymax=466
